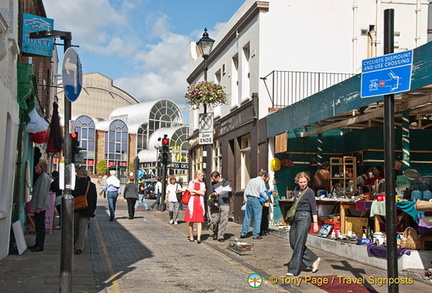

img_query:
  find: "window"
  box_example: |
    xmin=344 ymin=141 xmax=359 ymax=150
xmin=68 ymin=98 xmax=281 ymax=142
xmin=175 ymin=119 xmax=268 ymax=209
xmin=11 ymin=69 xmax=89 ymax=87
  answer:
xmin=241 ymin=43 xmax=251 ymax=100
xmin=192 ymin=147 xmax=203 ymax=176
xmin=231 ymin=54 xmax=239 ymax=107
xmin=105 ymin=119 xmax=128 ymax=166
xmin=75 ymin=115 xmax=96 ymax=173
xmin=213 ymin=139 xmax=222 ymax=174
xmin=137 ymin=123 xmax=148 ymax=150
xmin=240 ymin=134 xmax=251 ymax=189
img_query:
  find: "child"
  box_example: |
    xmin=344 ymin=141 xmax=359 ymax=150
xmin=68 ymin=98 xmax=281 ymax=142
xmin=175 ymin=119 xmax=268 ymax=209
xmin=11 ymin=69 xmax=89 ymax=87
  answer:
xmin=164 ymin=176 xmax=183 ymax=225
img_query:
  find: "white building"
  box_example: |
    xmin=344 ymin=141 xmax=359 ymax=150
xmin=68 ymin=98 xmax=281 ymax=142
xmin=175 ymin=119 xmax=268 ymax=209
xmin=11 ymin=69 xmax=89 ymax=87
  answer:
xmin=0 ymin=0 xmax=20 ymax=260
xmin=186 ymin=0 xmax=430 ymax=223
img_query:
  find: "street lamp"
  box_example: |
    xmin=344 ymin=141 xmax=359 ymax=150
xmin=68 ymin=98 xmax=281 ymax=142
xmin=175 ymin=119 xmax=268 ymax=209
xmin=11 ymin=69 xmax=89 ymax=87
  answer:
xmin=29 ymin=30 xmax=74 ymax=293
xmin=197 ymin=28 xmax=214 ymax=186
xmin=197 ymin=28 xmax=215 ymax=113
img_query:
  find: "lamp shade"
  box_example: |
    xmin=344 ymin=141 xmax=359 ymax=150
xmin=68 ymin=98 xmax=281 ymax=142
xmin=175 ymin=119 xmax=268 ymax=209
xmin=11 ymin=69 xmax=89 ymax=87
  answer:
xmin=197 ymin=28 xmax=214 ymax=57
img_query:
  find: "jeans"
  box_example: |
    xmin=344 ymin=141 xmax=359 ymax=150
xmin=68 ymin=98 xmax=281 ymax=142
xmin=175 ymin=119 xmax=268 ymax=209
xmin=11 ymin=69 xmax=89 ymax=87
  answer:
xmin=150 ymin=193 xmax=162 ymax=209
xmin=107 ymin=191 xmax=118 ymax=219
xmin=240 ymin=197 xmax=262 ymax=238
xmin=288 ymin=210 xmax=318 ymax=275
xmin=135 ymin=193 xmax=149 ymax=211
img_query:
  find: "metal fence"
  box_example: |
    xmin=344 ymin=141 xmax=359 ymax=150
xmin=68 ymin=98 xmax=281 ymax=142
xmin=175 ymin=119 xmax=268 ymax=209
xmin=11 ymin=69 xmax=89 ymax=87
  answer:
xmin=262 ymin=70 xmax=354 ymax=108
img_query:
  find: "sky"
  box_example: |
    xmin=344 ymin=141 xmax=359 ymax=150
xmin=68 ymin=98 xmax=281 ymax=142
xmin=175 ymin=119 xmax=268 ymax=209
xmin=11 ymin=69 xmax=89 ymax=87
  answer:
xmin=43 ymin=0 xmax=245 ymax=112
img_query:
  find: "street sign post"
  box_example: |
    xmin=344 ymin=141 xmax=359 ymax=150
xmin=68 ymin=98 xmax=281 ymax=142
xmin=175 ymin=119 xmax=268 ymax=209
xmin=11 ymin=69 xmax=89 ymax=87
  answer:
xmin=62 ymin=47 xmax=83 ymax=102
xmin=199 ymin=112 xmax=214 ymax=145
xmin=361 ymin=50 xmax=413 ymax=98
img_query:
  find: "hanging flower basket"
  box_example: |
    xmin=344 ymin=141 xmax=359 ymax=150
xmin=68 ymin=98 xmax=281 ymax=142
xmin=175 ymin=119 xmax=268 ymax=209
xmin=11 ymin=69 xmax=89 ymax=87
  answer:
xmin=185 ymin=81 xmax=227 ymax=108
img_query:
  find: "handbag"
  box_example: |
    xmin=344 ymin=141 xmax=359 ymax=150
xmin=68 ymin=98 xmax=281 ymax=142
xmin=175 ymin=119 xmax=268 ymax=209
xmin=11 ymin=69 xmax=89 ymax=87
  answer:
xmin=74 ymin=182 xmax=90 ymax=211
xmin=284 ymin=187 xmax=309 ymax=225
xmin=181 ymin=189 xmax=191 ymax=205
xmin=400 ymin=227 xmax=420 ymax=249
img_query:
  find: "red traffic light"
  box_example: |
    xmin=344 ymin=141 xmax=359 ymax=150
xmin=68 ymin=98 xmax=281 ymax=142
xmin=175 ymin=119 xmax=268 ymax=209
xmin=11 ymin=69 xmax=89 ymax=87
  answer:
xmin=162 ymin=138 xmax=169 ymax=145
xmin=70 ymin=132 xmax=78 ymax=139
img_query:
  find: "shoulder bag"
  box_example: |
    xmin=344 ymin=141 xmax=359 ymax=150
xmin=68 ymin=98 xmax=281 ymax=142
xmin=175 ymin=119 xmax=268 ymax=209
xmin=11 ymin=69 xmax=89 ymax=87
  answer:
xmin=74 ymin=182 xmax=90 ymax=211
xmin=181 ymin=189 xmax=191 ymax=205
xmin=284 ymin=187 xmax=309 ymax=225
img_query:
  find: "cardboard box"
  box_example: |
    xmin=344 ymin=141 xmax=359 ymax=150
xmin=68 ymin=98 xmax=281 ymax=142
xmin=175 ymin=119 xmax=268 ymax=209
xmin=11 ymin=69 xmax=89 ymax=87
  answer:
xmin=344 ymin=216 xmax=368 ymax=237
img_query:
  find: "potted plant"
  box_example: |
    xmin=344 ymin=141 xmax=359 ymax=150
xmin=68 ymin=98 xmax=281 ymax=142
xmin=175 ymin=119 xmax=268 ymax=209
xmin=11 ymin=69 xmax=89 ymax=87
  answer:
xmin=184 ymin=81 xmax=227 ymax=109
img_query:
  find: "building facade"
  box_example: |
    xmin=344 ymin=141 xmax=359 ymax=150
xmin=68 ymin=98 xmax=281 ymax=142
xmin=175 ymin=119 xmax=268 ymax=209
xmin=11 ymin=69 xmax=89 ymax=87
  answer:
xmin=186 ymin=0 xmax=431 ymax=223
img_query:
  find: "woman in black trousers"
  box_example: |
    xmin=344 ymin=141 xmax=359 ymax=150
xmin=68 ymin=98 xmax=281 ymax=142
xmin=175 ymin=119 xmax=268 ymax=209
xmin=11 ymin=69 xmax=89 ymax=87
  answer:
xmin=286 ymin=172 xmax=320 ymax=276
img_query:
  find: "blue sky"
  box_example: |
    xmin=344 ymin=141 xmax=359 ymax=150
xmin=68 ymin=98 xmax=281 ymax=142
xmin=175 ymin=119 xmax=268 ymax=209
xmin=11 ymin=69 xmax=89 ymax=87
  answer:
xmin=43 ymin=0 xmax=245 ymax=109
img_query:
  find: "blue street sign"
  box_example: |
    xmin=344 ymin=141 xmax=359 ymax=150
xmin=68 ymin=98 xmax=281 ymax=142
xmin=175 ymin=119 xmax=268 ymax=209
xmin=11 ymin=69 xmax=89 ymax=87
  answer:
xmin=22 ymin=13 xmax=54 ymax=57
xmin=361 ymin=50 xmax=413 ymax=98
xmin=62 ymin=48 xmax=83 ymax=102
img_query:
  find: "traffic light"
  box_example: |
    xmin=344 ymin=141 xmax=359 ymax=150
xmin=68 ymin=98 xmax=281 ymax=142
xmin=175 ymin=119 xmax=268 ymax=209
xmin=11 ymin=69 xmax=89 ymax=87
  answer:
xmin=161 ymin=135 xmax=170 ymax=165
xmin=70 ymin=132 xmax=79 ymax=163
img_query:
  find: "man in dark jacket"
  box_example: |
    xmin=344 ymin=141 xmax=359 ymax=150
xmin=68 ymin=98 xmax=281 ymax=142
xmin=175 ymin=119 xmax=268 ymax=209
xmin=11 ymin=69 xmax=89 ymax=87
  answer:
xmin=72 ymin=167 xmax=97 ymax=255
xmin=209 ymin=171 xmax=232 ymax=242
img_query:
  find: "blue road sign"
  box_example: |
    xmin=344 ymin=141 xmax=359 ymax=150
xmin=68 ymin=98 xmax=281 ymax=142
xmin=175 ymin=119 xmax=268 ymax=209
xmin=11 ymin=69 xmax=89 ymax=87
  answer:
xmin=361 ymin=50 xmax=413 ymax=98
xmin=62 ymin=48 xmax=83 ymax=102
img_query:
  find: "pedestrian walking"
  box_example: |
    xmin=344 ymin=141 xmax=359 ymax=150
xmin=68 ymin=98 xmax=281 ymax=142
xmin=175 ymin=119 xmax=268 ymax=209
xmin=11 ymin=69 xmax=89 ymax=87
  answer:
xmin=164 ymin=176 xmax=183 ymax=225
xmin=124 ymin=176 xmax=139 ymax=219
xmin=103 ymin=170 xmax=121 ymax=221
xmin=286 ymin=171 xmax=320 ymax=276
xmin=240 ymin=170 xmax=269 ymax=240
xmin=135 ymin=179 xmax=149 ymax=212
xmin=150 ymin=177 xmax=163 ymax=210
xmin=28 ymin=160 xmax=51 ymax=252
xmin=177 ymin=177 xmax=185 ymax=210
xmin=209 ymin=171 xmax=232 ymax=242
xmin=184 ymin=171 xmax=206 ymax=243
xmin=72 ymin=167 xmax=97 ymax=255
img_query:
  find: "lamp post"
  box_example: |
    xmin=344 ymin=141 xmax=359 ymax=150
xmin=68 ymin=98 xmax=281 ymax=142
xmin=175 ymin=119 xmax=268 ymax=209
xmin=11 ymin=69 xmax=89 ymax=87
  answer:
xmin=196 ymin=28 xmax=214 ymax=181
xmin=29 ymin=30 xmax=74 ymax=293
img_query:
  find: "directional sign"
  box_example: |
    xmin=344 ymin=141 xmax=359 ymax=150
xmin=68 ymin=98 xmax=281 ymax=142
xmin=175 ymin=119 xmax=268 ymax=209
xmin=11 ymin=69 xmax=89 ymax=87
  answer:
xmin=361 ymin=50 xmax=413 ymax=98
xmin=62 ymin=47 xmax=83 ymax=102
xmin=199 ymin=113 xmax=214 ymax=145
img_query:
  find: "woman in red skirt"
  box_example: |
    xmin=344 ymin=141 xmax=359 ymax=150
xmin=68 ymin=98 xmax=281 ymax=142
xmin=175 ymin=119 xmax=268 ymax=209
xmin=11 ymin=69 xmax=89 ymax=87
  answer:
xmin=184 ymin=170 xmax=206 ymax=243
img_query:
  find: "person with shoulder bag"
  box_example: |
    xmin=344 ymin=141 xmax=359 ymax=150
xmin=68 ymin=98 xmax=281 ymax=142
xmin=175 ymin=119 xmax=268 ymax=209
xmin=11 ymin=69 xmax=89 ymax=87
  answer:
xmin=286 ymin=172 xmax=320 ymax=276
xmin=209 ymin=171 xmax=232 ymax=242
xmin=164 ymin=176 xmax=183 ymax=225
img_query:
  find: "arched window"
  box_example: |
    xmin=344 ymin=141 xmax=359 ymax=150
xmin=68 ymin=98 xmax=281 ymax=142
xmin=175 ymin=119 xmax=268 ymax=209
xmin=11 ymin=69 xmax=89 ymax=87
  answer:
xmin=75 ymin=115 xmax=96 ymax=173
xmin=148 ymin=100 xmax=182 ymax=136
xmin=137 ymin=123 xmax=148 ymax=151
xmin=105 ymin=119 xmax=128 ymax=167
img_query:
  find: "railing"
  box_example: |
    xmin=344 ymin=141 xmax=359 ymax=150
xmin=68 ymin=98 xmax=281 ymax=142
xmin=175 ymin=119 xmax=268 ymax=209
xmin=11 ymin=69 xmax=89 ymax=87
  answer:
xmin=262 ymin=70 xmax=354 ymax=108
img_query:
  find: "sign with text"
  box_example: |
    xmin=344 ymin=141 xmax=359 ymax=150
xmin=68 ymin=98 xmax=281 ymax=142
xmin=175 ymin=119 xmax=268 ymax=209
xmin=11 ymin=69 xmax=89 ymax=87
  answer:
xmin=199 ymin=112 xmax=214 ymax=145
xmin=361 ymin=50 xmax=413 ymax=98
xmin=22 ymin=13 xmax=54 ymax=57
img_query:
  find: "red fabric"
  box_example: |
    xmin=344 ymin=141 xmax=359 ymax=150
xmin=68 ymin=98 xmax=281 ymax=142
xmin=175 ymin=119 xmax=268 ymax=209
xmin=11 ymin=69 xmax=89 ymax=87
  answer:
xmin=183 ymin=181 xmax=205 ymax=223
xmin=30 ymin=130 xmax=48 ymax=143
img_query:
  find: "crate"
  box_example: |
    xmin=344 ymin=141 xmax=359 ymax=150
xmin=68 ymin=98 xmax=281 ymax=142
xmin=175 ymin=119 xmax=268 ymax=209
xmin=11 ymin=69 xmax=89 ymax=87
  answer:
xmin=227 ymin=240 xmax=254 ymax=255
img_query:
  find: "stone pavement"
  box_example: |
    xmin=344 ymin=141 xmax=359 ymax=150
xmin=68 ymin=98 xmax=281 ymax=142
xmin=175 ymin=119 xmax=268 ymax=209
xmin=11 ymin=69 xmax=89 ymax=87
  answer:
xmin=1 ymin=197 xmax=432 ymax=292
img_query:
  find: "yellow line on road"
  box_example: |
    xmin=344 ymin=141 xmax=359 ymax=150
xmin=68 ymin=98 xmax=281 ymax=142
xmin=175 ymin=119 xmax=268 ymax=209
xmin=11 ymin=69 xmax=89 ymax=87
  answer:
xmin=94 ymin=217 xmax=121 ymax=293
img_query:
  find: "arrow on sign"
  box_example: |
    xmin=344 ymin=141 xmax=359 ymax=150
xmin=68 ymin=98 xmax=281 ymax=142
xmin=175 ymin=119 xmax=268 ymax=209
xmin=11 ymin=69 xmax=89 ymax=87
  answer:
xmin=64 ymin=57 xmax=78 ymax=95
xmin=386 ymin=71 xmax=400 ymax=91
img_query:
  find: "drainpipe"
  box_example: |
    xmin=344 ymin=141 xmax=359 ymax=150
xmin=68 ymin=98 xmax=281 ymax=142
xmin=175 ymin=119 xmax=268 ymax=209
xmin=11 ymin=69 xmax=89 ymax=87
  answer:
xmin=375 ymin=0 xmax=381 ymax=56
xmin=415 ymin=0 xmax=421 ymax=47
xmin=352 ymin=0 xmax=358 ymax=73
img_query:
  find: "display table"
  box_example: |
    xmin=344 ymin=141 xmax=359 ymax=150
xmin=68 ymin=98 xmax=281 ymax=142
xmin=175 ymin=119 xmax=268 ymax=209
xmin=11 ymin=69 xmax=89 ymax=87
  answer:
xmin=278 ymin=198 xmax=358 ymax=233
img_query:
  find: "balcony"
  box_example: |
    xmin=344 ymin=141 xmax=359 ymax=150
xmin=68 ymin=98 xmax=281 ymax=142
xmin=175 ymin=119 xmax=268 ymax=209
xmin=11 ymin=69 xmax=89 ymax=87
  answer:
xmin=262 ymin=70 xmax=354 ymax=108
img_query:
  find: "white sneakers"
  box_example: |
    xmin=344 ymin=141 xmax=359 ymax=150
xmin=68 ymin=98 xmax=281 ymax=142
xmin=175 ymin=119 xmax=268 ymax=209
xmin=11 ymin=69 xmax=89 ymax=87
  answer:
xmin=174 ymin=221 xmax=178 ymax=225
xmin=169 ymin=219 xmax=174 ymax=224
xmin=312 ymin=257 xmax=321 ymax=273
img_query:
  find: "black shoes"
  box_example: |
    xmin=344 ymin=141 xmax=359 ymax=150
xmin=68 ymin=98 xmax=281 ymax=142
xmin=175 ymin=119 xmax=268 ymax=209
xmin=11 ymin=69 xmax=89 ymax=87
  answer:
xmin=197 ymin=240 xmax=202 ymax=244
xmin=212 ymin=234 xmax=217 ymax=240
xmin=28 ymin=244 xmax=37 ymax=249
xmin=30 ymin=246 xmax=43 ymax=252
xmin=240 ymin=235 xmax=247 ymax=239
xmin=218 ymin=239 xmax=225 ymax=242
xmin=75 ymin=249 xmax=82 ymax=255
xmin=109 ymin=217 xmax=114 ymax=221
